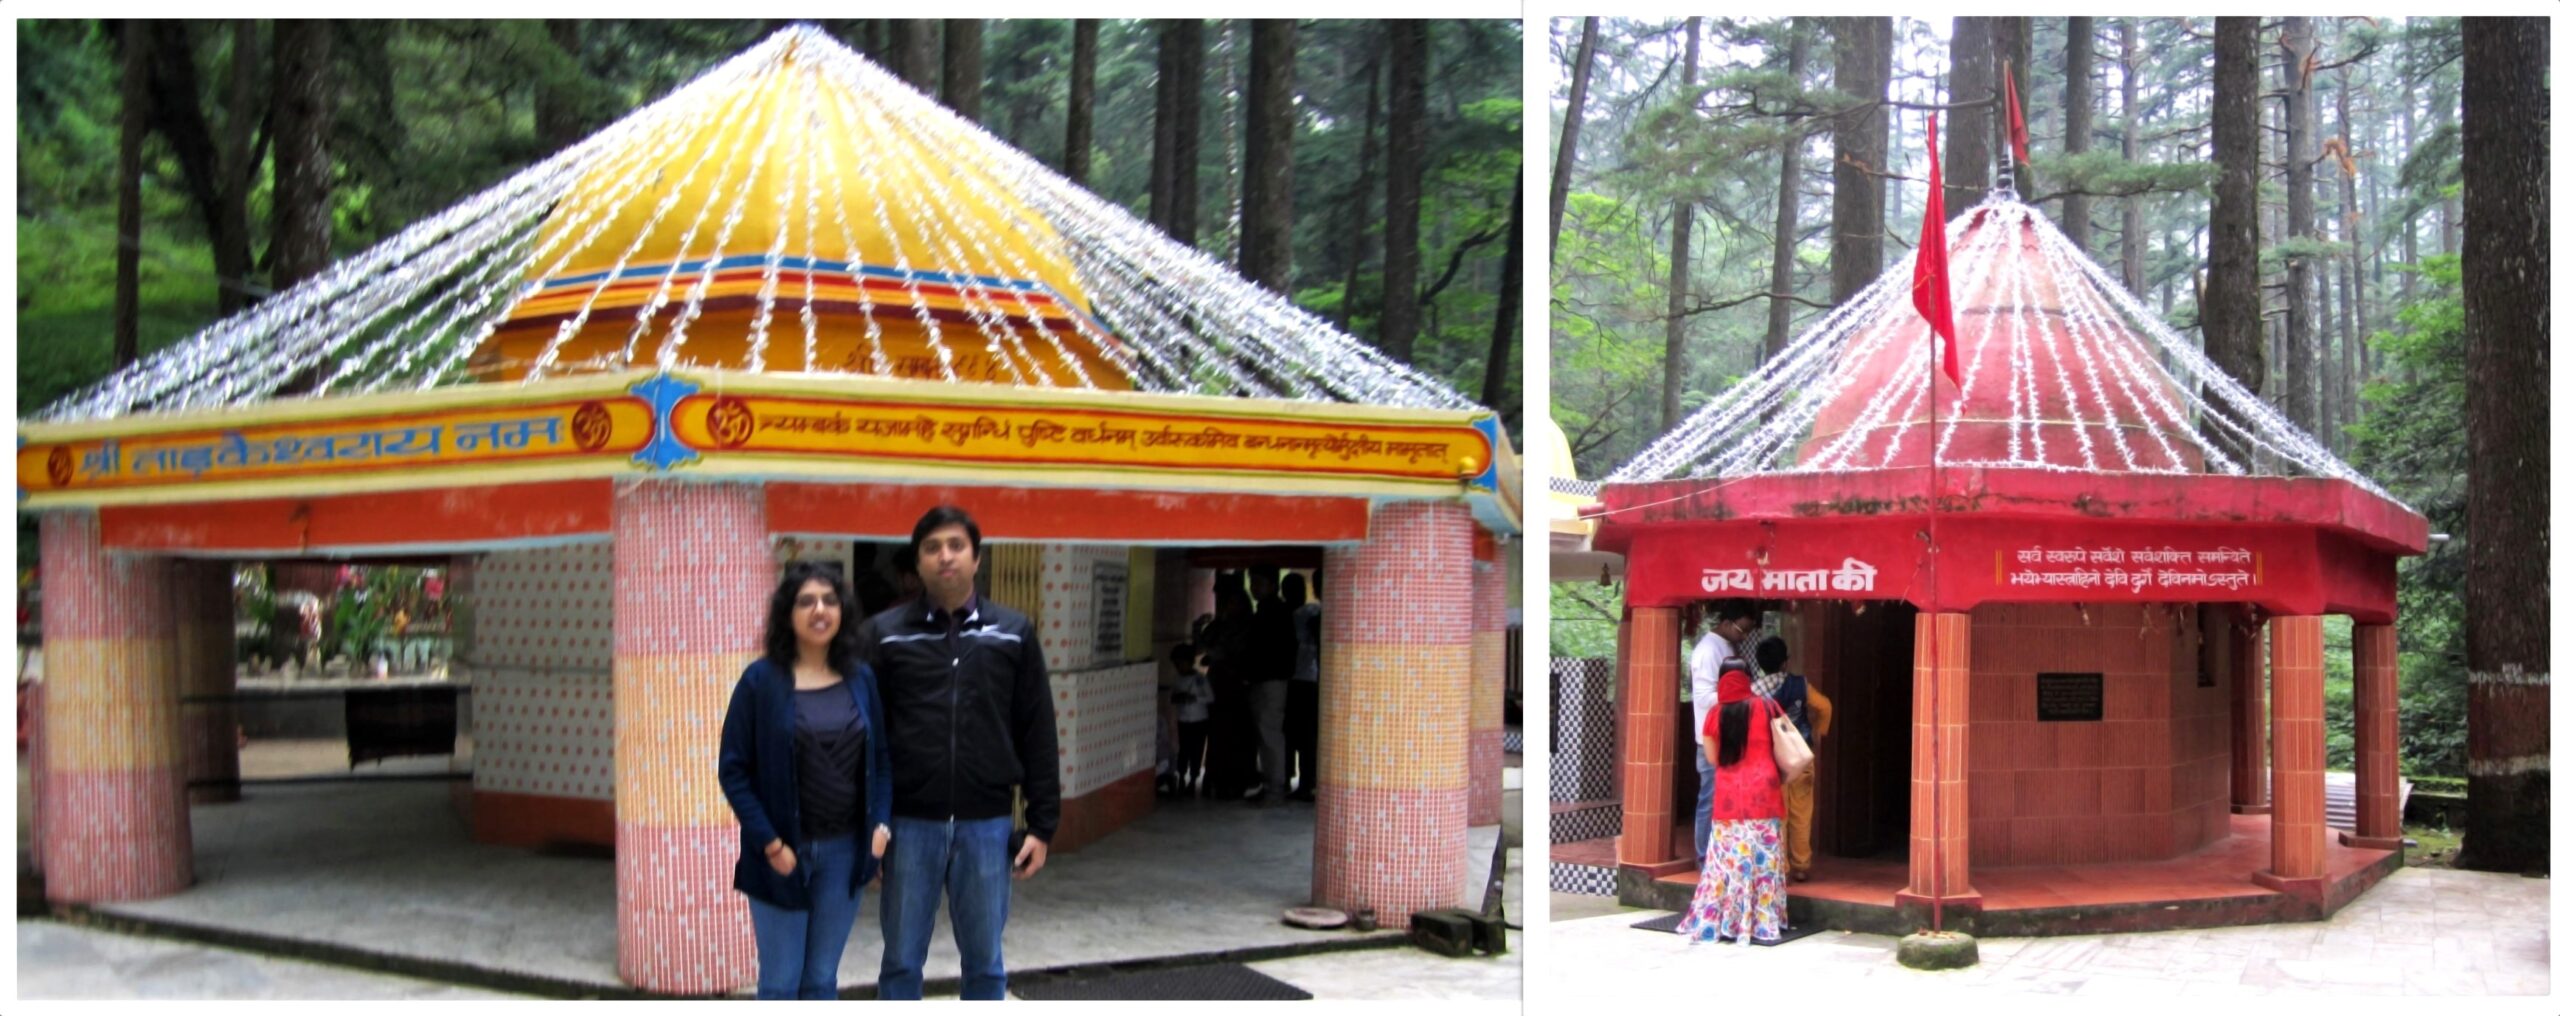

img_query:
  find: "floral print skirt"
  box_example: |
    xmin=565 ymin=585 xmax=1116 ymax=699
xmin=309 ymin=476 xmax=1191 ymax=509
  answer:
xmin=1675 ymin=817 xmax=1787 ymax=944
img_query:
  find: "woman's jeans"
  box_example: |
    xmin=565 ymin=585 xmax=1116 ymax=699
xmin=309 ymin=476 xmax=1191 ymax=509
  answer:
xmin=877 ymin=815 xmax=1014 ymax=1000
xmin=746 ymin=834 xmax=861 ymax=1000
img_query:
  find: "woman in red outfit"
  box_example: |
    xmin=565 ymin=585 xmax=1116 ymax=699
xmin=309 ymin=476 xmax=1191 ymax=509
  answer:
xmin=1674 ymin=666 xmax=1789 ymax=944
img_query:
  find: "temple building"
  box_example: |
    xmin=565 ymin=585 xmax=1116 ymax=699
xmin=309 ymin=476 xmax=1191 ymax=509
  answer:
xmin=1585 ymin=194 xmax=2425 ymax=934
xmin=19 ymin=27 xmax=1520 ymax=993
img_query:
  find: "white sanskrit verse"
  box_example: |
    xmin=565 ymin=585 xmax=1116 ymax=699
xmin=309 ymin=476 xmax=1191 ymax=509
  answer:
xmin=1700 ymin=557 xmax=1878 ymax=595
xmin=2009 ymin=545 xmax=2255 ymax=591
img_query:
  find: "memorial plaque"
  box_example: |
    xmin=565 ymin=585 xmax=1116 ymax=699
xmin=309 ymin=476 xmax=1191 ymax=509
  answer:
xmin=1091 ymin=559 xmax=1129 ymax=661
xmin=2036 ymin=672 xmax=2104 ymax=722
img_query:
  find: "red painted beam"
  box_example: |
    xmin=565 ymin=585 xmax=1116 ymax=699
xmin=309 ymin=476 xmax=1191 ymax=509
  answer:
xmin=99 ymin=480 xmax=615 ymax=553
xmin=766 ymin=483 xmax=1371 ymax=544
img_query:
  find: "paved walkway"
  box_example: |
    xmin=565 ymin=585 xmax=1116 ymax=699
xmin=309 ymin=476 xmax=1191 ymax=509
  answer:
xmin=1547 ymin=866 xmax=2549 ymax=997
xmin=19 ymin=921 xmax=525 ymax=1000
xmin=23 ymin=746 xmax=1520 ymax=1000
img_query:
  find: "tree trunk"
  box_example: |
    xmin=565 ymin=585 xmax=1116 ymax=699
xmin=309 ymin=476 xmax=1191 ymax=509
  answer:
xmin=2314 ymin=230 xmax=2337 ymax=448
xmin=1550 ymin=17 xmax=1599 ymax=255
xmin=2062 ymin=17 xmax=2094 ymax=246
xmin=2118 ymin=19 xmax=2145 ymax=292
xmin=941 ymin=20 xmax=982 ymax=121
xmin=1762 ymin=25 xmax=1807 ymax=366
xmin=1662 ymin=18 xmax=1700 ymax=431
xmin=114 ymin=20 xmax=152 ymax=369
xmin=2458 ymin=16 xmax=2550 ymax=877
xmin=2202 ymin=17 xmax=2264 ymax=464
xmin=2338 ymin=67 xmax=2367 ymax=422
xmin=271 ymin=19 xmax=334 ymax=292
xmin=1947 ymin=17 xmax=1996 ymax=217
xmin=1481 ymin=169 xmax=1523 ymax=417
xmin=890 ymin=20 xmax=935 ymax=92
xmin=1150 ymin=21 xmax=1203 ymax=245
xmin=1831 ymin=17 xmax=1891 ymax=301
xmin=1239 ymin=19 xmax=1297 ymax=294
xmin=2279 ymin=17 xmax=2318 ymax=434
xmin=1064 ymin=21 xmax=1097 ymax=184
xmin=1335 ymin=39 xmax=1383 ymax=332
xmin=143 ymin=22 xmax=256 ymax=315
xmin=536 ymin=20 xmax=584 ymax=155
xmin=1378 ymin=20 xmax=1427 ymax=362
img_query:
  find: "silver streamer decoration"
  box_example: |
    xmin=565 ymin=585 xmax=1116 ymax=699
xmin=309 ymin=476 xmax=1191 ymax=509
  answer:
xmin=1609 ymin=196 xmax=2403 ymax=512
xmin=37 ymin=24 xmax=1476 ymax=424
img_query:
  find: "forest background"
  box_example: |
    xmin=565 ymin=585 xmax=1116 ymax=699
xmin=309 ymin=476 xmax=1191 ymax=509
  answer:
xmin=1545 ymin=14 xmax=2545 ymax=873
xmin=17 ymin=18 xmax=1526 ymax=426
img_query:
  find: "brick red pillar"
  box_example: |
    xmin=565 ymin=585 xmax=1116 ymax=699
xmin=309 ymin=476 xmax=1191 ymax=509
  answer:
xmin=612 ymin=481 xmax=770 ymax=992
xmin=38 ymin=512 xmax=193 ymax=902
xmin=2345 ymin=622 xmax=2403 ymax=849
xmin=2253 ymin=615 xmax=2328 ymax=900
xmin=2230 ymin=615 xmax=2270 ymax=814
xmin=174 ymin=561 xmax=240 ymax=804
xmin=1311 ymin=501 xmax=1471 ymax=928
xmin=1898 ymin=611 xmax=1978 ymax=917
xmin=1617 ymin=606 xmax=1682 ymax=870
xmin=1467 ymin=552 xmax=1505 ymax=827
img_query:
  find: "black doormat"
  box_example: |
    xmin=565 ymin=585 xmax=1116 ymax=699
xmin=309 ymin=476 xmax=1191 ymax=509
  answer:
xmin=1010 ymin=963 xmax=1312 ymax=1001
xmin=1631 ymin=912 xmax=1820 ymax=945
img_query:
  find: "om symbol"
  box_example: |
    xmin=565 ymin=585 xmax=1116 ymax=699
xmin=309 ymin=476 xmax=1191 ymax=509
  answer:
xmin=571 ymin=402 xmax=614 ymax=452
xmin=706 ymin=397 xmax=757 ymax=449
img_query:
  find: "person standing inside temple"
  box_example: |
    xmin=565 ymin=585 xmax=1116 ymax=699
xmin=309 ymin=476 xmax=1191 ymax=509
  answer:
xmin=858 ymin=506 xmax=1059 ymax=1001
xmin=1244 ymin=564 xmax=1298 ymax=807
xmin=1283 ymin=572 xmax=1320 ymax=802
xmin=717 ymin=562 xmax=894 ymax=999
xmin=1199 ymin=575 xmax=1256 ymax=799
xmin=1686 ymin=600 xmax=1761 ymax=866
xmin=1755 ymin=636 xmax=1831 ymax=883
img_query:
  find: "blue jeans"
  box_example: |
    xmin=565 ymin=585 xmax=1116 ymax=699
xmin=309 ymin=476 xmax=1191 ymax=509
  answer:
xmin=1694 ymin=752 xmax=1719 ymax=870
xmin=746 ymin=834 xmax=861 ymax=1000
xmin=877 ymin=816 xmax=1013 ymax=1000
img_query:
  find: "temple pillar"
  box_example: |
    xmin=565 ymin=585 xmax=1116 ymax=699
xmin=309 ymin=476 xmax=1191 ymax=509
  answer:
xmin=611 ymin=480 xmax=769 ymax=992
xmin=2345 ymin=622 xmax=2404 ymax=849
xmin=1616 ymin=605 xmax=1682 ymax=871
xmin=1312 ymin=501 xmax=1471 ymax=928
xmin=175 ymin=561 xmax=241 ymax=804
xmin=1468 ymin=551 xmax=1506 ymax=827
xmin=2230 ymin=614 xmax=2270 ymax=813
xmin=2252 ymin=614 xmax=2328 ymax=900
xmin=38 ymin=511 xmax=193 ymax=902
xmin=1898 ymin=611 xmax=1979 ymax=920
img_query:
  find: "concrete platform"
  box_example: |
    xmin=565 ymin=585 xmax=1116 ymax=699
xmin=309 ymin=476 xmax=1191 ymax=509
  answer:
xmin=35 ymin=766 xmax=1518 ymax=998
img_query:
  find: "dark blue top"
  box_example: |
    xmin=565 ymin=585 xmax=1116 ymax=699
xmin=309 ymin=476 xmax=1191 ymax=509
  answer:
xmin=717 ymin=656 xmax=893 ymax=910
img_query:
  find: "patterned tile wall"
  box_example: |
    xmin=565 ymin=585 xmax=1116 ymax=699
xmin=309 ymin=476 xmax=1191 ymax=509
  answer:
xmin=1551 ymin=657 xmax=1617 ymax=804
xmin=1054 ymin=662 xmax=1158 ymax=799
xmin=467 ymin=541 xmax=616 ymax=802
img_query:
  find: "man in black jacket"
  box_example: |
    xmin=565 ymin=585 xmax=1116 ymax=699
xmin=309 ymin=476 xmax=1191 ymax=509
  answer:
xmin=858 ymin=505 xmax=1060 ymax=1001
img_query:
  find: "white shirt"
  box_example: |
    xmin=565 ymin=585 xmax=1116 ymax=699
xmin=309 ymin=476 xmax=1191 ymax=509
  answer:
xmin=1688 ymin=629 xmax=1739 ymax=741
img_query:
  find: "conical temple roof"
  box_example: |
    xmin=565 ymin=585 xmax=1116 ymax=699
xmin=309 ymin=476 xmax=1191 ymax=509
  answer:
xmin=1611 ymin=196 xmax=2398 ymax=507
xmin=39 ymin=25 xmax=1473 ymax=423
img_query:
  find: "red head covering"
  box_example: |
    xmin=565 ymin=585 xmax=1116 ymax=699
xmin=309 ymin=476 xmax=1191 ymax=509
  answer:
xmin=1716 ymin=668 xmax=1752 ymax=705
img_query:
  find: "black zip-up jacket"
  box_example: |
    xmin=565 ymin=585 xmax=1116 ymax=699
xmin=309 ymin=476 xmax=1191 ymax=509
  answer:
xmin=854 ymin=595 xmax=1061 ymax=842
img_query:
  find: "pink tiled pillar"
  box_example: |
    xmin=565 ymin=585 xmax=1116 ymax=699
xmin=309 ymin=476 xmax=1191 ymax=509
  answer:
xmin=1617 ymin=606 xmax=1681 ymax=869
xmin=1312 ymin=501 xmax=1472 ymax=928
xmin=1467 ymin=554 xmax=1505 ymax=827
xmin=2347 ymin=623 xmax=2403 ymax=848
xmin=39 ymin=512 xmax=193 ymax=902
xmin=174 ymin=561 xmax=240 ymax=804
xmin=2254 ymin=615 xmax=2328 ymax=895
xmin=612 ymin=481 xmax=771 ymax=993
xmin=1901 ymin=611 xmax=1976 ymax=906
xmin=2230 ymin=616 xmax=2270 ymax=813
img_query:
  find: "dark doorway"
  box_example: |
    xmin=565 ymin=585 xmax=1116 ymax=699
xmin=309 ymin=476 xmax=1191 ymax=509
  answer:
xmin=1807 ymin=600 xmax=1914 ymax=860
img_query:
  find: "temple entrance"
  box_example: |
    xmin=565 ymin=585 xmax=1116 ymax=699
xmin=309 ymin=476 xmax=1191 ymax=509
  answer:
xmin=1799 ymin=600 xmax=1914 ymax=862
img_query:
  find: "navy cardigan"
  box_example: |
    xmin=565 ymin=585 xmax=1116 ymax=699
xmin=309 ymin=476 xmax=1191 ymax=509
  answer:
xmin=717 ymin=656 xmax=894 ymax=910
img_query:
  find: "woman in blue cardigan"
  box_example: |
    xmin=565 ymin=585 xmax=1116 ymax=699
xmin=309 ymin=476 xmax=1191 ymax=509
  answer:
xmin=718 ymin=561 xmax=894 ymax=1000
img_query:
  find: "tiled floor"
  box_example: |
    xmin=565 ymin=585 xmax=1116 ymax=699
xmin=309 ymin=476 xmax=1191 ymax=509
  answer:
xmin=1629 ymin=813 xmax=2395 ymax=911
xmin=1547 ymin=865 xmax=2551 ymax=997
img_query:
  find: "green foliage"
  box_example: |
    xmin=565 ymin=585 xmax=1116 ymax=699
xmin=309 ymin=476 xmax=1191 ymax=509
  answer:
xmin=1550 ymin=580 xmax=1624 ymax=661
xmin=2347 ymin=254 xmax=2467 ymax=779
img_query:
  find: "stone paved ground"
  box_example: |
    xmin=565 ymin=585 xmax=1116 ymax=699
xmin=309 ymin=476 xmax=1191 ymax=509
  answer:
xmin=18 ymin=921 xmax=526 ymax=1000
xmin=1547 ymin=865 xmax=2550 ymax=998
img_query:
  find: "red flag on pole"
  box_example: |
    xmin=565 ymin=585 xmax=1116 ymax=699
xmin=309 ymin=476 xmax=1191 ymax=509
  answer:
xmin=2004 ymin=64 xmax=2031 ymax=168
xmin=1915 ymin=114 xmax=1960 ymax=383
